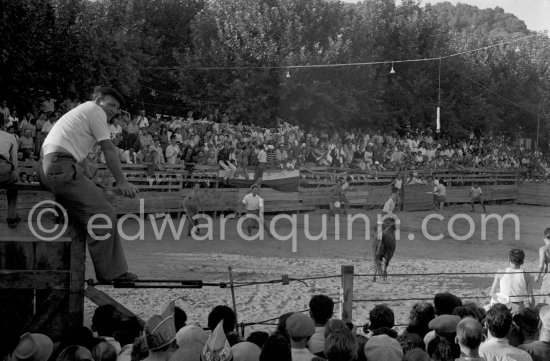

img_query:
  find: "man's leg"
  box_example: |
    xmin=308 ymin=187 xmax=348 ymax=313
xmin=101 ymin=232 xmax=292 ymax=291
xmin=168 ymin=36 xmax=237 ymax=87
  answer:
xmin=184 ymin=206 xmax=197 ymax=236
xmin=228 ymin=163 xmax=237 ymax=180
xmin=480 ymin=198 xmax=486 ymax=212
xmin=38 ymin=157 xmax=129 ymax=283
xmin=471 ymin=198 xmax=475 ymax=212
xmin=218 ymin=161 xmax=229 ymax=181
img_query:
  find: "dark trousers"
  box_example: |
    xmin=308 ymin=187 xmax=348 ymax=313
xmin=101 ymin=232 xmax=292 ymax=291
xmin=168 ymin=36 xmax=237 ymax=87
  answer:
xmin=184 ymin=204 xmax=198 ymax=235
xmin=253 ymin=162 xmax=266 ymax=183
xmin=38 ymin=154 xmax=128 ymax=282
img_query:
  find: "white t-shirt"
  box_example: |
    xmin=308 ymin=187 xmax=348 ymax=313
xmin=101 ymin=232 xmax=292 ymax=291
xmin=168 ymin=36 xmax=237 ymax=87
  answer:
xmin=42 ymin=101 xmax=111 ymax=162
xmin=383 ymin=198 xmax=395 ymax=214
xmin=257 ymin=149 xmax=267 ymax=163
xmin=242 ymin=193 xmax=263 ymax=211
xmin=165 ymin=144 xmax=180 ymax=165
xmin=0 ymin=131 xmax=17 ymax=161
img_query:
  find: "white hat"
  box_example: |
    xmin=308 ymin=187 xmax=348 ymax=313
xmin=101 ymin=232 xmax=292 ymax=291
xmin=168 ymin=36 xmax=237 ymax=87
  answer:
xmin=334 ymin=201 xmax=341 ymax=208
xmin=490 ymin=293 xmax=511 ymax=307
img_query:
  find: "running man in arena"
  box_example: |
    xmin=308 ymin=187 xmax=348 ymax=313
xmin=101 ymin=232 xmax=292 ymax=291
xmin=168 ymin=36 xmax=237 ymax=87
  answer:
xmin=182 ymin=183 xmax=202 ymax=237
xmin=470 ymin=182 xmax=486 ymax=213
xmin=239 ymin=184 xmax=271 ymax=237
xmin=38 ymin=86 xmax=139 ymax=284
xmin=536 ymin=228 xmax=550 ymax=305
xmin=490 ymin=249 xmax=535 ymax=314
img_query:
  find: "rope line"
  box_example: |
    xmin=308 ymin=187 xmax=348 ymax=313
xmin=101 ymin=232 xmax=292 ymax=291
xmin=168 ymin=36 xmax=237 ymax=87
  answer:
xmin=241 ymin=300 xmax=342 ymax=327
xmin=354 ymin=270 xmax=545 ymax=278
xmin=353 ymin=293 xmax=549 ymax=303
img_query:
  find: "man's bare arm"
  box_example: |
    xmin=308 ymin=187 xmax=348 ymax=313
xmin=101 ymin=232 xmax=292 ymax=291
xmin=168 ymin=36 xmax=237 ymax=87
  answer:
xmin=99 ymin=139 xmax=138 ymax=198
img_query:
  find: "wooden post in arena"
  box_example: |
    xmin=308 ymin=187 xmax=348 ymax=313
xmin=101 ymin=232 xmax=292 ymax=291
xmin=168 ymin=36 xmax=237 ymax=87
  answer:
xmin=228 ymin=266 xmax=239 ymax=332
xmin=339 ymin=265 xmax=354 ymax=324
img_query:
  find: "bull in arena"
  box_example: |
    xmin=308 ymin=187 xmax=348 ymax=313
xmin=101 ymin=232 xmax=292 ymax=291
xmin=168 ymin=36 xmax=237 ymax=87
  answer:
xmin=373 ymin=218 xmax=397 ymax=282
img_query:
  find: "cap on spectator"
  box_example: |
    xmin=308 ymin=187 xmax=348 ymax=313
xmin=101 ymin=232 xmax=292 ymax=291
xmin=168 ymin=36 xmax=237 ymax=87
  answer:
xmin=172 ymin=325 xmax=208 ymax=361
xmin=539 ymin=305 xmax=550 ymax=330
xmin=230 ymin=341 xmax=261 ymax=361
xmin=12 ymin=333 xmax=53 ymax=361
xmin=286 ymin=313 xmax=315 ymax=339
xmin=403 ymin=348 xmax=431 ymax=361
xmin=145 ymin=314 xmax=176 ymax=351
xmin=93 ymin=85 xmax=125 ymax=108
xmin=364 ymin=334 xmax=403 ymax=361
xmin=201 ymin=320 xmax=232 ymax=361
xmin=428 ymin=315 xmax=461 ymax=333
xmin=374 ymin=161 xmax=380 ymax=165
xmin=513 ymin=308 xmax=539 ymax=333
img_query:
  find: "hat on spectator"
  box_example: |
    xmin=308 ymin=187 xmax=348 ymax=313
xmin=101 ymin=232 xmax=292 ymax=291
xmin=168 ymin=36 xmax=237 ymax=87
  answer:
xmin=403 ymin=348 xmax=431 ymax=361
xmin=539 ymin=305 xmax=550 ymax=331
xmin=364 ymin=334 xmax=403 ymax=361
xmin=93 ymin=85 xmax=125 ymax=108
xmin=145 ymin=300 xmax=177 ymax=351
xmin=286 ymin=313 xmax=315 ymax=339
xmin=173 ymin=324 xmax=209 ymax=361
xmin=230 ymin=341 xmax=261 ymax=361
xmin=428 ymin=315 xmax=461 ymax=334
xmin=489 ymin=293 xmax=511 ymax=308
xmin=201 ymin=320 xmax=232 ymax=361
xmin=12 ymin=333 xmax=53 ymax=361
xmin=513 ymin=308 xmax=539 ymax=333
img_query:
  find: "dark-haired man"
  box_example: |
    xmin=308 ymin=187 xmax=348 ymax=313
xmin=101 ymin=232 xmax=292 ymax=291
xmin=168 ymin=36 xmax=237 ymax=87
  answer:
xmin=308 ymin=294 xmax=334 ymax=354
xmin=38 ymin=86 xmax=139 ymax=284
xmin=479 ymin=304 xmax=532 ymax=360
xmin=490 ymin=249 xmax=535 ymax=314
xmin=518 ymin=305 xmax=550 ymax=361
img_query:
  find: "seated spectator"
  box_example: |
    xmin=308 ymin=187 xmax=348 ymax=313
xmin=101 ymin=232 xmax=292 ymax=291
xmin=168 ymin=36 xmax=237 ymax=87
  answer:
xmin=404 ymin=302 xmax=435 ymax=338
xmin=247 ymin=331 xmax=269 ymax=349
xmin=324 ymin=328 xmax=356 ymax=361
xmin=514 ymin=308 xmax=540 ymax=347
xmin=207 ymin=305 xmax=240 ymax=346
xmin=365 ymin=304 xmax=398 ymax=338
xmin=11 ymin=333 xmax=53 ymax=361
xmin=92 ymin=305 xmax=122 ymax=354
xmin=92 ymin=342 xmax=117 ymax=361
xmin=455 ymin=318 xmax=486 ymax=361
xmin=114 ymin=317 xmax=143 ymax=361
xmin=172 ymin=325 xmax=209 ymax=361
xmin=56 ymin=346 xmax=94 ymax=361
xmin=259 ymin=334 xmax=291 ymax=361
xmin=426 ymin=315 xmax=461 ymax=361
xmin=364 ymin=334 xmax=403 ymax=361
xmin=143 ymin=313 xmax=178 ymax=361
xmin=18 ymin=129 xmax=34 ymax=159
xmin=518 ymin=305 xmax=550 ymax=361
xmin=231 ymin=341 xmax=261 ymax=361
xmin=275 ymin=312 xmax=294 ymax=342
xmin=308 ymin=294 xmax=335 ymax=354
xmin=286 ymin=313 xmax=316 ymax=361
xmin=479 ymin=304 xmax=532 ymax=361
xmin=165 ymin=135 xmax=181 ymax=165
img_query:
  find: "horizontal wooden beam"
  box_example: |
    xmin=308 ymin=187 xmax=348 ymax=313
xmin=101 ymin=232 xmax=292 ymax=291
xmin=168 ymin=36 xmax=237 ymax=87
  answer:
xmin=0 ymin=270 xmax=70 ymax=289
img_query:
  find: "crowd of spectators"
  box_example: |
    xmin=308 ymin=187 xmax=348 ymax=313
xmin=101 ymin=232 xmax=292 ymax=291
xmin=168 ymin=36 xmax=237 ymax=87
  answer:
xmin=2 ymin=97 xmax=549 ymax=183
xmin=3 ymin=289 xmax=550 ymax=361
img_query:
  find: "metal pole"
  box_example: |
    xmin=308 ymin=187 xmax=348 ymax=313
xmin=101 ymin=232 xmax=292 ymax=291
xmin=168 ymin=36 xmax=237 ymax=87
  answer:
xmin=537 ymin=100 xmax=541 ymax=153
xmin=228 ymin=266 xmax=239 ymax=333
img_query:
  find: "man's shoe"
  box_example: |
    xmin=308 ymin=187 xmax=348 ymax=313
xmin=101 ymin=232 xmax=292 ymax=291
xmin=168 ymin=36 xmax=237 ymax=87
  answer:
xmin=112 ymin=272 xmax=138 ymax=283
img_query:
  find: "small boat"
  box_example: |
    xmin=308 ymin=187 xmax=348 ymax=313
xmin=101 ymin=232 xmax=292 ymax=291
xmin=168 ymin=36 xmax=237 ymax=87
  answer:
xmin=223 ymin=169 xmax=300 ymax=192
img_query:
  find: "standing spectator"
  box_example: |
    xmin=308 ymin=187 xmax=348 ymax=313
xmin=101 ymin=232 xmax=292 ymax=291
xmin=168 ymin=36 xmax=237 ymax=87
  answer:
xmin=480 ymin=304 xmax=532 ymax=361
xmin=515 ymin=308 xmax=541 ymax=347
xmin=435 ymin=179 xmax=446 ymax=212
xmin=490 ymin=249 xmax=535 ymax=313
xmin=254 ymin=144 xmax=267 ymax=183
xmin=218 ymin=141 xmax=237 ymax=183
xmin=0 ymin=100 xmax=9 ymax=119
xmin=518 ymin=305 xmax=550 ymax=361
xmin=153 ymin=138 xmax=165 ymax=165
xmin=126 ymin=117 xmax=139 ymax=148
xmin=308 ymin=295 xmax=335 ymax=355
xmin=109 ymin=117 xmax=123 ymax=139
xmin=286 ymin=313 xmax=316 ymax=361
xmin=470 ymin=182 xmax=486 ymax=213
xmin=137 ymin=110 xmax=149 ymax=129
xmin=455 ymin=318 xmax=485 ymax=361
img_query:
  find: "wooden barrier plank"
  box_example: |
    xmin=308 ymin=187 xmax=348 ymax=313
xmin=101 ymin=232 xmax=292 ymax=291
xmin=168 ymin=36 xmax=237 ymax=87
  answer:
xmin=0 ymin=270 xmax=70 ymax=289
xmin=85 ymin=286 xmax=144 ymax=325
xmin=35 ymin=241 xmax=71 ymax=271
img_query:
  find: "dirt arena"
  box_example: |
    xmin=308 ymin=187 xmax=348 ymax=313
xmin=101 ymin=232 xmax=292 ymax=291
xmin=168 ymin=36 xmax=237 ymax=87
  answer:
xmin=3 ymin=203 xmax=549 ymax=335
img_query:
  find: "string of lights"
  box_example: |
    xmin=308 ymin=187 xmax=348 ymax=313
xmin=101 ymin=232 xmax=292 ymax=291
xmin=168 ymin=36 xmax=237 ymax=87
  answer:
xmin=147 ymin=33 xmax=540 ymax=71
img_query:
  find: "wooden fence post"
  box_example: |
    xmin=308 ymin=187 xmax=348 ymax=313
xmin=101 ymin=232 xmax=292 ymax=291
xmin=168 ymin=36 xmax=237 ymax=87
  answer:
xmin=339 ymin=265 xmax=354 ymax=324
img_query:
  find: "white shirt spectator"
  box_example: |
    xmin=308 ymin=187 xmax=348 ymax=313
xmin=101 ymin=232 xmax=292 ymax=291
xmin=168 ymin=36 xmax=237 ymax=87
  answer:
xmin=242 ymin=193 xmax=263 ymax=211
xmin=42 ymin=101 xmax=111 ymax=162
xmin=479 ymin=338 xmax=532 ymax=361
xmin=137 ymin=115 xmax=149 ymax=129
xmin=165 ymin=144 xmax=181 ymax=165
xmin=109 ymin=123 xmax=122 ymax=139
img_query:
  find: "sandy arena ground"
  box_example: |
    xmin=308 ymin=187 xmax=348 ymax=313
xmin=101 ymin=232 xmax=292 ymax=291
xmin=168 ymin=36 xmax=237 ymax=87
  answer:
xmin=3 ymin=203 xmax=550 ymax=335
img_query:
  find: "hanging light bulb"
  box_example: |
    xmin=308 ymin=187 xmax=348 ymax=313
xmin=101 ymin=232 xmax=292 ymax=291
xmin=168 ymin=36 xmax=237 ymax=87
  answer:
xmin=390 ymin=63 xmax=396 ymax=74
xmin=286 ymin=69 xmax=291 ymax=78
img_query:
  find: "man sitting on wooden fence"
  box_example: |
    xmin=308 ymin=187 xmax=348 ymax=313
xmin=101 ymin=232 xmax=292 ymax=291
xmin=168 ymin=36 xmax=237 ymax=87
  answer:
xmin=38 ymin=85 xmax=139 ymax=284
xmin=0 ymin=116 xmax=20 ymax=228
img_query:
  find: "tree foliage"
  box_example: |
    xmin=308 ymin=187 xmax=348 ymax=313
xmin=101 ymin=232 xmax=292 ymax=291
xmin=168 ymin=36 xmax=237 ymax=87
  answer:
xmin=1 ymin=0 xmax=549 ymax=143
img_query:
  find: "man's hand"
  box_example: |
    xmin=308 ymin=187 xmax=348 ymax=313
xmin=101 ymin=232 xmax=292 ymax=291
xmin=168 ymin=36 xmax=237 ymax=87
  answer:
xmin=118 ymin=180 xmax=139 ymax=198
